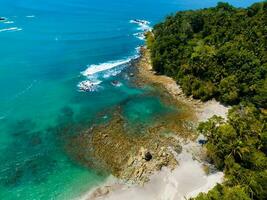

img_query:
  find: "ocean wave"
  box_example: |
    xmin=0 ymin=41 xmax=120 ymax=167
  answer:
xmin=0 ymin=27 xmax=22 ymax=33
xmin=77 ymin=20 xmax=145 ymax=92
xmin=77 ymin=80 xmax=102 ymax=92
xmin=103 ymin=67 xmax=124 ymax=79
xmin=130 ymin=19 xmax=152 ymax=41
xmin=130 ymin=19 xmax=152 ymax=32
xmin=129 ymin=19 xmax=150 ymax=25
xmin=26 ymin=15 xmax=35 ymax=18
xmin=82 ymin=57 xmax=134 ymax=77
xmin=133 ymin=32 xmax=145 ymax=40
xmin=78 ymin=55 xmax=138 ymax=92
xmin=3 ymin=21 xmax=14 ymax=24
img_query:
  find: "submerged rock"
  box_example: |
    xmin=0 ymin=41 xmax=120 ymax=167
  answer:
xmin=0 ymin=17 xmax=6 ymax=21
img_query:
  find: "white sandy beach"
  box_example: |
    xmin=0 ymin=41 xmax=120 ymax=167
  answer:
xmin=80 ymin=142 xmax=224 ymax=200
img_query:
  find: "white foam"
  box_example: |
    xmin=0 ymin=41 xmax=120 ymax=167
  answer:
xmin=130 ymin=19 xmax=150 ymax=25
xmin=78 ymin=52 xmax=139 ymax=92
xmin=130 ymin=19 xmax=152 ymax=41
xmin=3 ymin=21 xmax=14 ymax=24
xmin=82 ymin=58 xmax=133 ymax=77
xmin=0 ymin=27 xmax=22 ymax=32
xmin=26 ymin=15 xmax=35 ymax=18
xmin=102 ymin=65 xmax=128 ymax=79
xmin=77 ymin=20 xmax=145 ymax=92
xmin=77 ymin=80 xmax=102 ymax=92
xmin=130 ymin=19 xmax=152 ymax=32
xmin=133 ymin=32 xmax=145 ymax=40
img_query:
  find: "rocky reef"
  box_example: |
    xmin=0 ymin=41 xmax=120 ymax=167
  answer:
xmin=67 ymin=103 xmax=196 ymax=185
xmin=66 ymin=50 xmax=198 ymax=185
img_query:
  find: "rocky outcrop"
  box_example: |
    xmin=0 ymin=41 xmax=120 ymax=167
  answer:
xmin=67 ymin=109 xmax=188 ymax=185
xmin=121 ymin=145 xmax=178 ymax=184
xmin=144 ymin=152 xmax=152 ymax=161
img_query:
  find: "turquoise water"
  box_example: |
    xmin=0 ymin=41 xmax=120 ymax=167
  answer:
xmin=0 ymin=0 xmax=259 ymax=199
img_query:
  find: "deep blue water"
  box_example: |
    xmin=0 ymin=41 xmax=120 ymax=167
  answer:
xmin=0 ymin=0 xmax=259 ymax=199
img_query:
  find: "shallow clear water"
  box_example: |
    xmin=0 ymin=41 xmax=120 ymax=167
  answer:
xmin=0 ymin=0 xmax=259 ymax=199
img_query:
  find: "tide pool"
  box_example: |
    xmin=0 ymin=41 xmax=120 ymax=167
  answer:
xmin=0 ymin=0 xmax=259 ymax=199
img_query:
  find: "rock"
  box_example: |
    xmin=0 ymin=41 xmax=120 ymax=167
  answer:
xmin=173 ymin=144 xmax=182 ymax=154
xmin=198 ymin=139 xmax=207 ymax=145
xmin=129 ymin=73 xmax=134 ymax=77
xmin=111 ymin=80 xmax=122 ymax=87
xmin=144 ymin=152 xmax=152 ymax=161
xmin=0 ymin=17 xmax=6 ymax=21
xmin=93 ymin=186 xmax=110 ymax=197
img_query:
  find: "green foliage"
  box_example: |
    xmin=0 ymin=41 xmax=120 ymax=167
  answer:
xmin=145 ymin=32 xmax=155 ymax=50
xmin=149 ymin=1 xmax=267 ymax=108
xmin=149 ymin=2 xmax=267 ymax=199
xmin=195 ymin=184 xmax=251 ymax=200
xmin=195 ymin=105 xmax=267 ymax=199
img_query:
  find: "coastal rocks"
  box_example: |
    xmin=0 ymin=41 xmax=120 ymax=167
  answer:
xmin=111 ymin=80 xmax=122 ymax=87
xmin=67 ymin=55 xmax=197 ymax=185
xmin=131 ymin=19 xmax=150 ymax=25
xmin=144 ymin=152 xmax=152 ymax=161
xmin=93 ymin=186 xmax=111 ymax=196
xmin=67 ymin=108 xmax=187 ymax=185
xmin=121 ymin=144 xmax=178 ymax=184
xmin=78 ymin=80 xmax=101 ymax=92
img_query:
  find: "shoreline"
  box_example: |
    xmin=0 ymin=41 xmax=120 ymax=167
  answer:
xmin=79 ymin=141 xmax=224 ymax=200
xmin=135 ymin=46 xmax=229 ymax=123
xmin=78 ymin=46 xmax=229 ymax=200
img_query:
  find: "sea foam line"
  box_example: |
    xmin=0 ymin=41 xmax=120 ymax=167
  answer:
xmin=78 ymin=54 xmax=139 ymax=92
xmin=81 ymin=19 xmax=149 ymax=77
xmin=130 ymin=19 xmax=152 ymax=31
xmin=77 ymin=56 xmax=136 ymax=92
xmin=0 ymin=27 xmax=22 ymax=32
xmin=77 ymin=19 xmax=149 ymax=92
xmin=81 ymin=58 xmax=132 ymax=77
xmin=3 ymin=21 xmax=14 ymax=24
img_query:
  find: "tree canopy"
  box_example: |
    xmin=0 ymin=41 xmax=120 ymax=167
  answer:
xmin=195 ymin=105 xmax=267 ymax=200
xmin=147 ymin=2 xmax=267 ymax=199
xmin=149 ymin=1 xmax=267 ymax=107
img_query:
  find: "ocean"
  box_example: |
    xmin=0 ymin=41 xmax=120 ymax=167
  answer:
xmin=0 ymin=0 xmax=259 ymax=199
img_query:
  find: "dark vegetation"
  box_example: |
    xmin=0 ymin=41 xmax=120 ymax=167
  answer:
xmin=195 ymin=104 xmax=267 ymax=200
xmin=148 ymin=1 xmax=267 ymax=107
xmin=147 ymin=2 xmax=267 ymax=199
